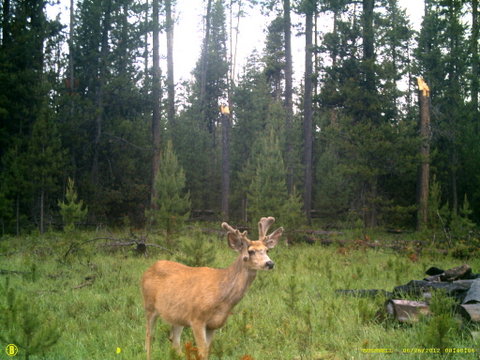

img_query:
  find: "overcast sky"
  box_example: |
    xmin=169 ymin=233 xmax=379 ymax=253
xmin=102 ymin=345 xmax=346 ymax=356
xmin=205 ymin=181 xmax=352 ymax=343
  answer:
xmin=48 ymin=1 xmax=425 ymax=85
xmin=172 ymin=0 xmax=424 ymax=85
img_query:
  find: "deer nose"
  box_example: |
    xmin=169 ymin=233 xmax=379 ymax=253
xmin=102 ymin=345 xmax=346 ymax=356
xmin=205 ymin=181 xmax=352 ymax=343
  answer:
xmin=265 ymin=261 xmax=275 ymax=270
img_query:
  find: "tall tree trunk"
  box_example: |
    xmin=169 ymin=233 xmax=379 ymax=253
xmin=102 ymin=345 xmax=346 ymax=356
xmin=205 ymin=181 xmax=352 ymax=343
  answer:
xmin=472 ymin=0 xmax=479 ymax=132
xmin=283 ymin=0 xmax=294 ymax=194
xmin=362 ymin=0 xmax=375 ymax=94
xmin=362 ymin=0 xmax=377 ymax=227
xmin=417 ymin=81 xmax=431 ymax=230
xmin=91 ymin=0 xmax=112 ymax=190
xmin=200 ymin=0 xmax=213 ymax=124
xmin=303 ymin=4 xmax=314 ymax=224
xmin=221 ymin=110 xmax=230 ymax=219
xmin=165 ymin=0 xmax=175 ymax=125
xmin=332 ymin=6 xmax=338 ymax=67
xmin=2 ymin=0 xmax=11 ymax=46
xmin=229 ymin=0 xmax=241 ymax=83
xmin=313 ymin=5 xmax=319 ymax=104
xmin=16 ymin=195 xmax=20 ymax=236
xmin=223 ymin=0 xmax=241 ymax=220
xmin=451 ymin=150 xmax=458 ymax=214
xmin=144 ymin=0 xmax=149 ymax=78
xmin=151 ymin=0 xmax=162 ymax=209
xmin=69 ymin=0 xmax=75 ymax=95
xmin=40 ymin=188 xmax=44 ymax=234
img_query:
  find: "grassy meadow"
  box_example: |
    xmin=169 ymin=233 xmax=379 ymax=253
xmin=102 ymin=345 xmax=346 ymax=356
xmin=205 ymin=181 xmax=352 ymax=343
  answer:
xmin=0 ymin=227 xmax=479 ymax=360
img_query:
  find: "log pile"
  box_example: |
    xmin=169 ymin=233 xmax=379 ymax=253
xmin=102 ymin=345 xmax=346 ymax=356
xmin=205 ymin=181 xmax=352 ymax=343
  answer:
xmin=338 ymin=264 xmax=480 ymax=323
xmin=389 ymin=264 xmax=480 ymax=323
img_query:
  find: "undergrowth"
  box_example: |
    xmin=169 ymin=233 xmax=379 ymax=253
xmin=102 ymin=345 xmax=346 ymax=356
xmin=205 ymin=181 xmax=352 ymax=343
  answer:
xmin=0 ymin=228 xmax=478 ymax=359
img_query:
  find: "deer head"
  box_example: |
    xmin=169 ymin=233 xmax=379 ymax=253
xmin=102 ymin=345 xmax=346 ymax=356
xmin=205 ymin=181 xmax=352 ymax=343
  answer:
xmin=222 ymin=217 xmax=283 ymax=270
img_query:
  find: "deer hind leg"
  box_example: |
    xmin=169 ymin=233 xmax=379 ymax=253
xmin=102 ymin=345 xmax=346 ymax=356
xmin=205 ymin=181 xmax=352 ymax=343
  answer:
xmin=145 ymin=310 xmax=158 ymax=360
xmin=169 ymin=325 xmax=184 ymax=354
xmin=191 ymin=322 xmax=210 ymax=360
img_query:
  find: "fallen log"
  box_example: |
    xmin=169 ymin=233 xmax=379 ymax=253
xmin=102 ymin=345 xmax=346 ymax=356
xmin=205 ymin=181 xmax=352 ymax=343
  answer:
xmin=335 ymin=289 xmax=392 ymax=298
xmin=393 ymin=279 xmax=474 ymax=302
xmin=386 ymin=299 xmax=430 ymax=323
xmin=441 ymin=264 xmax=472 ymax=281
xmin=0 ymin=269 xmax=30 ymax=276
xmin=424 ymin=264 xmax=477 ymax=281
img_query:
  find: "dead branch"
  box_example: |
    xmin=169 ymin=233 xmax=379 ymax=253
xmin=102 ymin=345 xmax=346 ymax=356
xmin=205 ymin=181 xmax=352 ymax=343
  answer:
xmin=436 ymin=209 xmax=452 ymax=246
xmin=0 ymin=269 xmax=30 ymax=276
xmin=103 ymin=241 xmax=174 ymax=255
xmin=63 ymin=237 xmax=115 ymax=259
xmin=63 ymin=236 xmax=174 ymax=259
xmin=73 ymin=280 xmax=95 ymax=289
xmin=73 ymin=275 xmax=96 ymax=289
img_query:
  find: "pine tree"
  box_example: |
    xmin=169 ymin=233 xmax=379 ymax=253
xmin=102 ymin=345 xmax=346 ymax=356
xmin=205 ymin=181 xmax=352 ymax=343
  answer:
xmin=314 ymin=0 xmax=418 ymax=228
xmin=147 ymin=140 xmax=191 ymax=236
xmin=376 ymin=0 xmax=415 ymax=119
xmin=449 ymin=194 xmax=476 ymax=241
xmin=416 ymin=0 xmax=469 ymax=215
xmin=58 ymin=178 xmax=88 ymax=232
xmin=0 ymin=278 xmax=61 ymax=359
xmin=28 ymin=108 xmax=67 ymax=233
xmin=231 ymin=55 xmax=278 ymax=220
xmin=0 ymin=142 xmax=29 ymax=234
xmin=263 ymin=16 xmax=285 ymax=100
xmin=0 ymin=0 xmax=63 ymax=233
xmin=248 ymin=128 xmax=287 ymax=223
xmin=300 ymin=0 xmax=315 ymax=224
xmin=151 ymin=0 xmax=162 ymax=209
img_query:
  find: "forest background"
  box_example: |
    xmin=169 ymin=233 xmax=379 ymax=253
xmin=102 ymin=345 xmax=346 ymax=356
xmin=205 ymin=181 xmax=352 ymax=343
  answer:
xmin=1 ymin=0 xmax=479 ymax=243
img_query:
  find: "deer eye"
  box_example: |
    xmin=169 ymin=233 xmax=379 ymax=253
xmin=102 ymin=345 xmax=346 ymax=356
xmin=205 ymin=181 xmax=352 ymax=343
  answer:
xmin=248 ymin=249 xmax=255 ymax=256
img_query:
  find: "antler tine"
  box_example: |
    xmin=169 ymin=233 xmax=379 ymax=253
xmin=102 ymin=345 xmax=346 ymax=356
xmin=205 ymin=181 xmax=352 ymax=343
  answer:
xmin=258 ymin=217 xmax=275 ymax=239
xmin=222 ymin=222 xmax=248 ymax=240
xmin=222 ymin=222 xmax=236 ymax=233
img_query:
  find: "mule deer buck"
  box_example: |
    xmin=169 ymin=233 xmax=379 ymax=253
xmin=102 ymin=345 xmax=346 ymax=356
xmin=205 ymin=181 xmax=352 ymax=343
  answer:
xmin=141 ymin=217 xmax=283 ymax=360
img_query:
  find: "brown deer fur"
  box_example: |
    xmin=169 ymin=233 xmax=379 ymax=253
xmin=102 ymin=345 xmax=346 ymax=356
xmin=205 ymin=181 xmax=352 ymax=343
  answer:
xmin=141 ymin=217 xmax=283 ymax=360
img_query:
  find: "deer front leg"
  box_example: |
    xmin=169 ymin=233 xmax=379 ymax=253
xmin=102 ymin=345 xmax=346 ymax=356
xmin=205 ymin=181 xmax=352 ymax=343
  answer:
xmin=191 ymin=322 xmax=210 ymax=360
xmin=169 ymin=325 xmax=184 ymax=355
xmin=205 ymin=328 xmax=215 ymax=350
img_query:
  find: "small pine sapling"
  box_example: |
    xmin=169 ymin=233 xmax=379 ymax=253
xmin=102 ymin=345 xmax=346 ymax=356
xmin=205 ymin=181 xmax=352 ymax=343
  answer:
xmin=418 ymin=290 xmax=460 ymax=350
xmin=146 ymin=140 xmax=191 ymax=242
xmin=58 ymin=178 xmax=87 ymax=232
xmin=176 ymin=232 xmax=216 ymax=267
xmin=0 ymin=278 xmax=61 ymax=359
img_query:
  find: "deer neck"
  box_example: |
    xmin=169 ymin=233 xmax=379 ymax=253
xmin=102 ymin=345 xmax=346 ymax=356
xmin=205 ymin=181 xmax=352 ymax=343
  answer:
xmin=219 ymin=255 xmax=257 ymax=307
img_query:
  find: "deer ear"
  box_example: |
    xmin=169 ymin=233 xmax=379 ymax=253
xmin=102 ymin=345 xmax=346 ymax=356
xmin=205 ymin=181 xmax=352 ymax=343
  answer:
xmin=227 ymin=230 xmax=248 ymax=252
xmin=264 ymin=227 xmax=283 ymax=249
xmin=222 ymin=222 xmax=249 ymax=252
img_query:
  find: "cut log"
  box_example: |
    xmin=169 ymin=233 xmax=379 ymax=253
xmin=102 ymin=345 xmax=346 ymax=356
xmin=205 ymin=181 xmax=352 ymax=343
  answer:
xmin=463 ymin=278 xmax=480 ymax=304
xmin=458 ymin=304 xmax=480 ymax=322
xmin=386 ymin=299 xmax=430 ymax=322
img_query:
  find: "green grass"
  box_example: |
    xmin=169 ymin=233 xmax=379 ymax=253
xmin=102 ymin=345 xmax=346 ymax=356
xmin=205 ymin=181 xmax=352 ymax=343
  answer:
xmin=0 ymin=228 xmax=479 ymax=360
